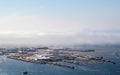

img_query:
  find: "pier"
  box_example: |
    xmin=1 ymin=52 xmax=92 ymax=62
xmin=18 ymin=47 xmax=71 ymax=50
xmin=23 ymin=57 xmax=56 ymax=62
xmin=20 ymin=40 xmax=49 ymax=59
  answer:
xmin=7 ymin=56 xmax=75 ymax=69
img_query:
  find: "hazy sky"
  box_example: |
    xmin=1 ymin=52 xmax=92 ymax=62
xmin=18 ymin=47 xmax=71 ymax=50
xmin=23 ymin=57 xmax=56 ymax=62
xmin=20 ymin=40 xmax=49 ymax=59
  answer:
xmin=0 ymin=0 xmax=120 ymax=46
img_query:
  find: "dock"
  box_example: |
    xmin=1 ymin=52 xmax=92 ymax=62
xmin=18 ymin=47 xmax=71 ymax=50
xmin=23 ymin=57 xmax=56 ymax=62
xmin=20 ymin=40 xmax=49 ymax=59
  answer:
xmin=7 ymin=56 xmax=75 ymax=69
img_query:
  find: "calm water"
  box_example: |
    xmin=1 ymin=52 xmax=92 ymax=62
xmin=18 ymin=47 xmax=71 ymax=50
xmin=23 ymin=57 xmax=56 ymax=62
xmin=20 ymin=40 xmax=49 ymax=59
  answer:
xmin=0 ymin=48 xmax=120 ymax=75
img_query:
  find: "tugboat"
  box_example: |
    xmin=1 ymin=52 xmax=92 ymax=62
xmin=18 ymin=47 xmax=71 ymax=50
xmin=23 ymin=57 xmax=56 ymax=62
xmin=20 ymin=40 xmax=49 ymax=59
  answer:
xmin=22 ymin=71 xmax=28 ymax=75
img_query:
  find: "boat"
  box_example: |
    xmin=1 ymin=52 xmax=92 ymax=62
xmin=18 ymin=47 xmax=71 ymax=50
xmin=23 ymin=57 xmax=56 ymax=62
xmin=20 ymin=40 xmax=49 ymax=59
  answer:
xmin=22 ymin=71 xmax=28 ymax=75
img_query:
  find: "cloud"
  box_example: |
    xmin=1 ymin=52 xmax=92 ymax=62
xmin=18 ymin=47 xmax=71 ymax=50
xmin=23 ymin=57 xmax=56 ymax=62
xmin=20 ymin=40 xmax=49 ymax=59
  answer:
xmin=0 ymin=15 xmax=120 ymax=46
xmin=0 ymin=30 xmax=119 ymax=46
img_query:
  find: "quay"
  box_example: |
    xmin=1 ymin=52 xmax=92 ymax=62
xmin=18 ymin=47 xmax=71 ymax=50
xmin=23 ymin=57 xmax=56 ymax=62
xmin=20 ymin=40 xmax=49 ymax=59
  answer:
xmin=7 ymin=56 xmax=75 ymax=69
xmin=48 ymin=62 xmax=75 ymax=69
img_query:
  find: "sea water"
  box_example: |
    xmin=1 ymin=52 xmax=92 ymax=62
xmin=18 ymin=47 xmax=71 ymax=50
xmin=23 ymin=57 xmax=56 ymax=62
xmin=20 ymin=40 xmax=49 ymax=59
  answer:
xmin=0 ymin=48 xmax=120 ymax=75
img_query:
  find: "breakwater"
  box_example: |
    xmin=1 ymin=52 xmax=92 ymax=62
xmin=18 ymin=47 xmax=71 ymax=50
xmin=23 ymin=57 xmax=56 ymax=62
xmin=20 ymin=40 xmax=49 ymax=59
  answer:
xmin=7 ymin=56 xmax=75 ymax=69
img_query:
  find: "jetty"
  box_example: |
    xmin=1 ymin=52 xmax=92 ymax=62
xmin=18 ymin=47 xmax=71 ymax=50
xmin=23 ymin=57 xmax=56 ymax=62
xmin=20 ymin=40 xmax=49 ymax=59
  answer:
xmin=7 ymin=56 xmax=75 ymax=69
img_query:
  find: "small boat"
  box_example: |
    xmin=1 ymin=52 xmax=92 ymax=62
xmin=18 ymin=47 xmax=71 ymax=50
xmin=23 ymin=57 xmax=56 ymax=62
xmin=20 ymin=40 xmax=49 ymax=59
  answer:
xmin=22 ymin=71 xmax=28 ymax=75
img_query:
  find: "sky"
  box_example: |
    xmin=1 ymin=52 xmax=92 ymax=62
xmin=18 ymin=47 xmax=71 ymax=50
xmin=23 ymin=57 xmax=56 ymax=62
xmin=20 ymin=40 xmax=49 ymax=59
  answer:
xmin=0 ymin=0 xmax=120 ymax=46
